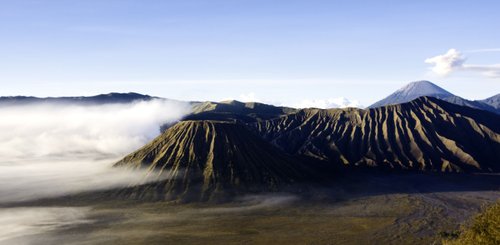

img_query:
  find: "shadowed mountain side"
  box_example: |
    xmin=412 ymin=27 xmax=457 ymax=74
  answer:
xmin=250 ymin=97 xmax=500 ymax=172
xmin=115 ymin=120 xmax=318 ymax=202
xmin=439 ymin=95 xmax=499 ymax=114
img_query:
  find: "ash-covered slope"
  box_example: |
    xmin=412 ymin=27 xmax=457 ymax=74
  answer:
xmin=251 ymin=97 xmax=500 ymax=172
xmin=115 ymin=120 xmax=313 ymax=201
xmin=369 ymin=81 xmax=453 ymax=108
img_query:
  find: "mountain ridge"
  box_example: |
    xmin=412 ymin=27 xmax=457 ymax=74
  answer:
xmin=481 ymin=93 xmax=500 ymax=109
xmin=0 ymin=92 xmax=156 ymax=105
xmin=369 ymin=80 xmax=499 ymax=114
xmin=185 ymin=100 xmax=297 ymax=123
xmin=115 ymin=96 xmax=500 ymax=200
xmin=250 ymin=96 xmax=500 ymax=172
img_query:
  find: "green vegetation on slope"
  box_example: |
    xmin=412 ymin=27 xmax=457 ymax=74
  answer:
xmin=443 ymin=201 xmax=500 ymax=245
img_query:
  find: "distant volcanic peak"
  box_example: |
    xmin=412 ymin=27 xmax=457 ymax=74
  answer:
xmin=115 ymin=120 xmax=311 ymax=201
xmin=251 ymin=96 xmax=500 ymax=172
xmin=369 ymin=80 xmax=454 ymax=108
xmin=395 ymin=80 xmax=452 ymax=96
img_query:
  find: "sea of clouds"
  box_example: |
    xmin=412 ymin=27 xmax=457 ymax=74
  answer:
xmin=0 ymin=99 xmax=191 ymax=243
xmin=0 ymin=99 xmax=190 ymax=203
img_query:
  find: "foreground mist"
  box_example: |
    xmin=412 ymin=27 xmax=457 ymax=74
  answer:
xmin=0 ymin=99 xmax=190 ymax=243
xmin=0 ymin=99 xmax=189 ymax=203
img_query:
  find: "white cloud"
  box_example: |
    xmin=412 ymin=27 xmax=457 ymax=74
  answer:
xmin=290 ymin=97 xmax=361 ymax=109
xmin=424 ymin=49 xmax=466 ymax=76
xmin=0 ymin=99 xmax=189 ymax=159
xmin=425 ymin=49 xmax=500 ymax=78
xmin=465 ymin=64 xmax=500 ymax=78
xmin=0 ymin=99 xmax=190 ymax=203
xmin=238 ymin=92 xmax=261 ymax=102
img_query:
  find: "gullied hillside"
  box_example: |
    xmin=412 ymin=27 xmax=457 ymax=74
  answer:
xmin=251 ymin=97 xmax=500 ymax=172
xmin=115 ymin=120 xmax=313 ymax=201
xmin=115 ymin=96 xmax=500 ymax=201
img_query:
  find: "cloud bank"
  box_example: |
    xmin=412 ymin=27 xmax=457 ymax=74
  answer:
xmin=238 ymin=92 xmax=261 ymax=103
xmin=0 ymin=99 xmax=190 ymax=203
xmin=0 ymin=99 xmax=189 ymax=160
xmin=425 ymin=48 xmax=500 ymax=78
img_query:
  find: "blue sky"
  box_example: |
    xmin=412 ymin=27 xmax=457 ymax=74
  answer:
xmin=0 ymin=0 xmax=499 ymax=106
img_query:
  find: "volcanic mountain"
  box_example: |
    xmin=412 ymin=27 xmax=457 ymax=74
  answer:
xmin=115 ymin=96 xmax=500 ymax=201
xmin=115 ymin=120 xmax=315 ymax=201
xmin=369 ymin=80 xmax=453 ymax=108
xmin=369 ymin=81 xmax=499 ymax=114
xmin=186 ymin=100 xmax=297 ymax=122
xmin=251 ymin=97 xmax=500 ymax=172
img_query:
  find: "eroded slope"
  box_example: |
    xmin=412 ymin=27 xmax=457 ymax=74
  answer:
xmin=251 ymin=97 xmax=500 ymax=172
xmin=115 ymin=120 xmax=313 ymax=201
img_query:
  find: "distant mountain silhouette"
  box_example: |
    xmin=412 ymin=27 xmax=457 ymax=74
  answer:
xmin=0 ymin=92 xmax=155 ymax=105
xmin=369 ymin=81 xmax=499 ymax=114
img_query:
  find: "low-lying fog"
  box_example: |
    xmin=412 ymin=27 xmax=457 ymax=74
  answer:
xmin=0 ymin=99 xmax=189 ymax=243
